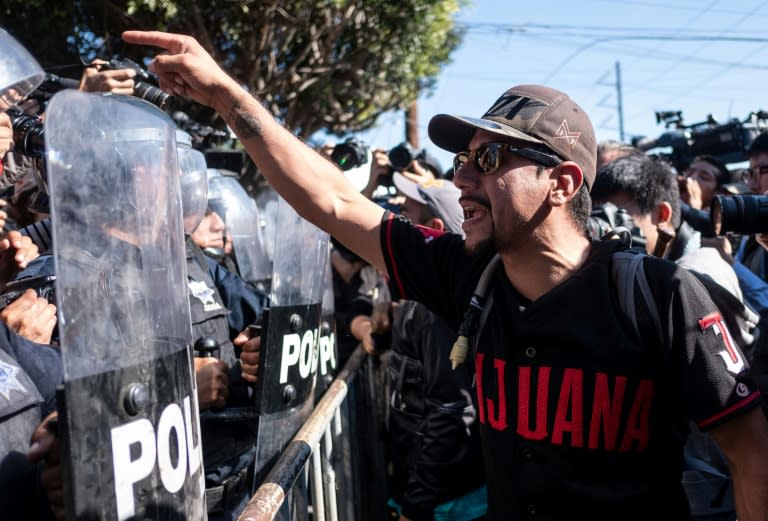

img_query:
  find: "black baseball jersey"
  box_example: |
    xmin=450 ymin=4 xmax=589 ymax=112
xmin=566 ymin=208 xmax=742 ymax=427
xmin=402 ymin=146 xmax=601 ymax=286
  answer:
xmin=379 ymin=211 xmax=761 ymax=521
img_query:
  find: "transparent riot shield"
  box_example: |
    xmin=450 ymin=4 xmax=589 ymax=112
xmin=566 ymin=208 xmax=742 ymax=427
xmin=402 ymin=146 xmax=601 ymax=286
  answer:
xmin=45 ymin=90 xmax=205 ymax=521
xmin=253 ymin=184 xmax=280 ymax=269
xmin=0 ymin=27 xmax=45 ymax=105
xmin=205 ymin=170 xmax=272 ymax=292
xmin=251 ymin=196 xmax=329 ymax=500
xmin=316 ymin=255 xmax=338 ymax=398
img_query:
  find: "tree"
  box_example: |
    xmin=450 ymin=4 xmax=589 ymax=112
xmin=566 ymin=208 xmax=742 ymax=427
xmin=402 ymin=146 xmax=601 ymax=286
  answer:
xmin=2 ymin=0 xmax=466 ymax=139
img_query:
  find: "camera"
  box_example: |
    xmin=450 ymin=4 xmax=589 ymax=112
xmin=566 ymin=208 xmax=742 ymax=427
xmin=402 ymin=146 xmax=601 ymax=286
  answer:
xmin=172 ymin=111 xmax=229 ymax=149
xmin=331 ymin=137 xmax=369 ymax=171
xmin=587 ymin=202 xmax=646 ymax=249
xmin=0 ymin=275 xmax=56 ymax=310
xmin=711 ymin=194 xmax=768 ymax=236
xmin=101 ymin=58 xmax=172 ymax=111
xmin=21 ymin=72 xmax=80 ymax=114
xmin=633 ymin=110 xmax=767 ymax=170
xmin=388 ymin=142 xmax=426 ymax=171
xmin=6 ymin=108 xmax=45 ymax=158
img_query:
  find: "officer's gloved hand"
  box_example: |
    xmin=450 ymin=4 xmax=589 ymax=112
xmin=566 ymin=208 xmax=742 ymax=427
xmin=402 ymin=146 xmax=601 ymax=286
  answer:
xmin=235 ymin=327 xmax=260 ymax=383
xmin=194 ymin=357 xmax=229 ymax=409
xmin=27 ymin=412 xmax=63 ymax=521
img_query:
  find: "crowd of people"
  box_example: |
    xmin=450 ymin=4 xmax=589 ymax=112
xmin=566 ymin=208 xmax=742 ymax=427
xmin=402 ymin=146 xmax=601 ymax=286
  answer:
xmin=4 ymin=23 xmax=768 ymax=521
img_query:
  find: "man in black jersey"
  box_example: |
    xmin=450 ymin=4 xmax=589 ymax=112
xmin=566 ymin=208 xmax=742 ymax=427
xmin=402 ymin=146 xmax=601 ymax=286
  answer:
xmin=124 ymin=30 xmax=768 ymax=521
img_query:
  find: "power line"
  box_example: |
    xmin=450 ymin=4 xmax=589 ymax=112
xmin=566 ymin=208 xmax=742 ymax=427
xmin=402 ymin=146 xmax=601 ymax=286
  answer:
xmin=458 ymin=22 xmax=768 ymax=38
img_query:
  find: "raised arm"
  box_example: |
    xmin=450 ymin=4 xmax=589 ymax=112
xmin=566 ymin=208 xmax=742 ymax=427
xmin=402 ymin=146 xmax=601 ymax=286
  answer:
xmin=121 ymin=31 xmax=387 ymax=272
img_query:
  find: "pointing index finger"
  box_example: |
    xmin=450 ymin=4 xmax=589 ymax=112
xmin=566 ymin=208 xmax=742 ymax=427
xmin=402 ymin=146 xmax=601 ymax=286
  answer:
xmin=122 ymin=30 xmax=188 ymax=53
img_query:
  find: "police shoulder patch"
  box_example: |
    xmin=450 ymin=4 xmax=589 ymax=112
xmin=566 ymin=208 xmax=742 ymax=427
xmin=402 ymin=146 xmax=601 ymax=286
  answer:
xmin=0 ymin=360 xmax=26 ymax=400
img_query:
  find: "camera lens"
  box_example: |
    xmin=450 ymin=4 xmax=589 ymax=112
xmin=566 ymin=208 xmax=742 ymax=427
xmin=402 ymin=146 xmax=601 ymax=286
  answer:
xmin=712 ymin=194 xmax=768 ymax=235
xmin=7 ymin=108 xmax=45 ymax=158
xmin=388 ymin=142 xmax=415 ymax=171
xmin=133 ymin=81 xmax=172 ymax=112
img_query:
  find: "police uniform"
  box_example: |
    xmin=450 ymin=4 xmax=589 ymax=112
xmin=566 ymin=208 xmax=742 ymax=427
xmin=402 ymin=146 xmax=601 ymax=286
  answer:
xmin=0 ymin=322 xmax=62 ymax=521
xmin=185 ymin=238 xmax=265 ymax=520
xmin=15 ymin=240 xmax=266 ymax=519
xmin=379 ymin=211 xmax=762 ymax=521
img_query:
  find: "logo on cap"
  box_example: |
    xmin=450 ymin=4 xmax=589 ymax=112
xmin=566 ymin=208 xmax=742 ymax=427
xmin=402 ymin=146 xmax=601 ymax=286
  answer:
xmin=553 ymin=120 xmax=580 ymax=150
xmin=483 ymin=94 xmax=546 ymax=126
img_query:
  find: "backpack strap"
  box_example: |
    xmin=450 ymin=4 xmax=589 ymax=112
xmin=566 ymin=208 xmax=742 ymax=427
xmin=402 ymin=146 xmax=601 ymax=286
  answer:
xmin=611 ymin=250 xmax=665 ymax=348
xmin=450 ymin=254 xmax=502 ymax=369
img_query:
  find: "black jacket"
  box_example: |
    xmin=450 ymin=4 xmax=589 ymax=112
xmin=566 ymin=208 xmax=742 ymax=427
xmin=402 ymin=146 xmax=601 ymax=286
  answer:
xmin=387 ymin=300 xmax=485 ymax=521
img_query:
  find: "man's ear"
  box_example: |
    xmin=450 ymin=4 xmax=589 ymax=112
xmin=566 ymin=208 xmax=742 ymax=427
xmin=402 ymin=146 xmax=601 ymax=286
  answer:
xmin=550 ymin=162 xmax=583 ymax=206
xmin=654 ymin=201 xmax=673 ymax=225
xmin=428 ymin=217 xmax=446 ymax=232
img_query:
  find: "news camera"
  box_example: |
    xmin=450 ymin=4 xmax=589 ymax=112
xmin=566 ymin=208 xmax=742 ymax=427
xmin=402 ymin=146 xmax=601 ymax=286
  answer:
xmin=632 ymin=110 xmax=768 ymax=171
xmin=100 ymin=57 xmax=172 ymax=111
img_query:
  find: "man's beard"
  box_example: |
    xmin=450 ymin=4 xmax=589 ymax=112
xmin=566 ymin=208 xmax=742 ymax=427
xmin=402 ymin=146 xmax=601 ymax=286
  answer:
xmin=463 ymin=224 xmax=497 ymax=258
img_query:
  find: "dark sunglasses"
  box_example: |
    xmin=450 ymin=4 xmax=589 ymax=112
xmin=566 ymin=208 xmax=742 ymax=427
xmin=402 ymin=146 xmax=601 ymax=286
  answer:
xmin=453 ymin=142 xmax=562 ymax=176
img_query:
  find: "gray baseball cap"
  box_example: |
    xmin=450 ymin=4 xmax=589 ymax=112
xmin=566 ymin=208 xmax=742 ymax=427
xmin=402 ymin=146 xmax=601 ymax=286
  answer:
xmin=393 ymin=173 xmax=464 ymax=237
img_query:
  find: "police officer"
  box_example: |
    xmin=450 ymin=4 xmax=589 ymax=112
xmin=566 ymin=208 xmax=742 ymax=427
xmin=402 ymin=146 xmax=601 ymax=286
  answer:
xmin=186 ymin=230 xmax=266 ymax=520
xmin=180 ymin=154 xmax=267 ymax=520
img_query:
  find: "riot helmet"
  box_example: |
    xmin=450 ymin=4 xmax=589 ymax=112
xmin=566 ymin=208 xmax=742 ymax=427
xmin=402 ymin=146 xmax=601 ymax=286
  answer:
xmin=177 ymin=129 xmax=208 ymax=234
xmin=0 ymin=27 xmax=45 ymax=106
xmin=204 ymin=169 xmax=272 ymax=285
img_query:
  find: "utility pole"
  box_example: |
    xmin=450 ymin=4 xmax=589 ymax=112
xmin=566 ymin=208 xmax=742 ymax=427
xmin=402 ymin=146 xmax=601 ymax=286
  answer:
xmin=406 ymin=100 xmax=419 ymax=148
xmin=615 ymin=61 xmax=625 ymax=142
xmin=596 ymin=61 xmax=626 ymax=142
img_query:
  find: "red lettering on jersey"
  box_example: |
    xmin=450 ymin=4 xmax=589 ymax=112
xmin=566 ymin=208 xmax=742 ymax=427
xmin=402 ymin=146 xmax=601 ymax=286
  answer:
xmin=473 ymin=355 xmax=655 ymax=452
xmin=474 ymin=353 xmax=507 ymax=429
xmin=552 ymin=368 xmax=584 ymax=447
xmin=487 ymin=358 xmax=508 ymax=430
xmin=517 ymin=366 xmax=550 ymax=440
xmin=588 ymin=374 xmax=627 ymax=450
xmin=699 ymin=312 xmax=745 ymax=373
xmin=475 ymin=353 xmax=486 ymax=424
xmin=619 ymin=380 xmax=653 ymax=452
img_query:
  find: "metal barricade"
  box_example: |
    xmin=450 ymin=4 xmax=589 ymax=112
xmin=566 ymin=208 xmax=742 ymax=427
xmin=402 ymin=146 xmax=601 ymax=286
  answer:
xmin=238 ymin=346 xmax=389 ymax=521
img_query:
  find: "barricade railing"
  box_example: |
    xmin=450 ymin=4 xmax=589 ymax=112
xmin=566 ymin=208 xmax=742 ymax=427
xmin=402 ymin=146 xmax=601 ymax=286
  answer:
xmin=237 ymin=347 xmax=374 ymax=521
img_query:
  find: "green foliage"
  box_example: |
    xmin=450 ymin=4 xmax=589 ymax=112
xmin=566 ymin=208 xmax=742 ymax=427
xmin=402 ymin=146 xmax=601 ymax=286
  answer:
xmin=1 ymin=0 xmax=466 ymax=138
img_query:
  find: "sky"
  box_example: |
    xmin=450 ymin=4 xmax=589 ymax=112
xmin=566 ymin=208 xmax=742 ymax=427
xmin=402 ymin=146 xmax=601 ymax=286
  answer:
xmin=348 ymin=0 xmax=768 ymax=176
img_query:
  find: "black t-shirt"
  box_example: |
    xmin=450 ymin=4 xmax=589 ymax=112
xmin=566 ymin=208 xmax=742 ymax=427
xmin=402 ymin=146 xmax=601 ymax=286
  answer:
xmin=380 ymin=211 xmax=761 ymax=521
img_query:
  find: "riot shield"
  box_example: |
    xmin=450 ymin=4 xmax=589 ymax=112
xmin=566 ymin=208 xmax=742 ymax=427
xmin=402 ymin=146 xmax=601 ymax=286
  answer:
xmin=45 ymin=90 xmax=205 ymax=521
xmin=252 ymin=195 xmax=329 ymax=492
xmin=0 ymin=27 xmax=45 ymax=105
xmin=253 ymin=184 xmax=280 ymax=268
xmin=316 ymin=255 xmax=338 ymax=398
xmin=205 ymin=169 xmax=272 ymax=291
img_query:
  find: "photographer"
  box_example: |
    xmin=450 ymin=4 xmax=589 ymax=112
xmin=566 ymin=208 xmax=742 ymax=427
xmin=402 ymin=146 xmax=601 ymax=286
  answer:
xmin=359 ymin=144 xmax=441 ymax=200
xmin=592 ymin=154 xmax=756 ymax=347
xmin=591 ymin=153 xmax=758 ymax=521
xmin=708 ymin=131 xmax=768 ymax=413
xmin=679 ymin=154 xmax=731 ymax=212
